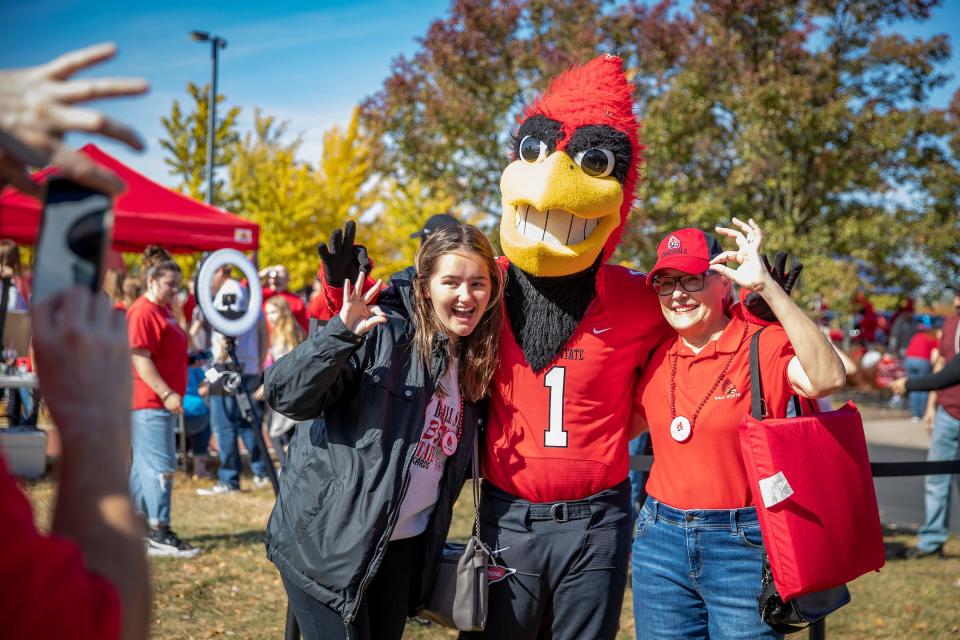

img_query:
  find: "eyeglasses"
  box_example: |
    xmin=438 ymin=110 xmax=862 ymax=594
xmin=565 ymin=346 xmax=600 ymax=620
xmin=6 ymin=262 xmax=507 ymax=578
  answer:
xmin=651 ymin=271 xmax=714 ymax=296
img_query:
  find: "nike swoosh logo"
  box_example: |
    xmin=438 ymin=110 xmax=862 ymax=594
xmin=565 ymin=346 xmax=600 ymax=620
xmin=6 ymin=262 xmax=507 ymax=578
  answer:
xmin=628 ymin=269 xmax=644 ymax=276
xmin=592 ymin=327 xmax=612 ymax=335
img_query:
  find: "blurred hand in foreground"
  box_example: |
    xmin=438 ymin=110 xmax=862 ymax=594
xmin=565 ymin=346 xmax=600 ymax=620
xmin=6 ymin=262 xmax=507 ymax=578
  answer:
xmin=0 ymin=42 xmax=148 ymax=195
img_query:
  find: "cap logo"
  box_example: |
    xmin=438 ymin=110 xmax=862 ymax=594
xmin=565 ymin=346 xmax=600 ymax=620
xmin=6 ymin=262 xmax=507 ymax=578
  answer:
xmin=660 ymin=234 xmax=688 ymax=259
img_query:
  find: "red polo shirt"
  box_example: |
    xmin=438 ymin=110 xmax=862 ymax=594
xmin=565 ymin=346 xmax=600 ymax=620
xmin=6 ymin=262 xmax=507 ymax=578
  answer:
xmin=127 ymin=296 xmax=188 ymax=410
xmin=634 ymin=314 xmax=796 ymax=510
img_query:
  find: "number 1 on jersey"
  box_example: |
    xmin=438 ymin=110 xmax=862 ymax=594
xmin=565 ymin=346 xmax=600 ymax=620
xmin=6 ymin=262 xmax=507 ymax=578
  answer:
xmin=543 ymin=366 xmax=567 ymax=447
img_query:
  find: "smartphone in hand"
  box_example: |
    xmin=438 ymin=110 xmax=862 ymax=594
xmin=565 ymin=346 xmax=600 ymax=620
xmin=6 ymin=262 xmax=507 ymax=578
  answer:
xmin=32 ymin=177 xmax=114 ymax=304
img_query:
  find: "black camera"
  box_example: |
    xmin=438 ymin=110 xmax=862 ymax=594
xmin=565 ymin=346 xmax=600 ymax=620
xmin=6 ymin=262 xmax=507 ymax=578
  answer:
xmin=206 ymin=363 xmax=242 ymax=396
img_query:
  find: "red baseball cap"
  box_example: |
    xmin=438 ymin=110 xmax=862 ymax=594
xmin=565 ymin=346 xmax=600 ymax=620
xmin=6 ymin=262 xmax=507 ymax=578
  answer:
xmin=649 ymin=228 xmax=723 ymax=279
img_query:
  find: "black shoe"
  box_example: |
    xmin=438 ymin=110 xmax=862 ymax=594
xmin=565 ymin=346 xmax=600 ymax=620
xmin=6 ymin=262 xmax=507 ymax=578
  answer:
xmin=147 ymin=526 xmax=201 ymax=558
xmin=903 ymin=545 xmax=943 ymax=559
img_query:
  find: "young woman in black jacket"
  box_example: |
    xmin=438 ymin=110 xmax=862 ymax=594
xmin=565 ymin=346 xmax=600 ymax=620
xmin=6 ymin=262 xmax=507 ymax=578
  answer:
xmin=264 ymin=225 xmax=503 ymax=640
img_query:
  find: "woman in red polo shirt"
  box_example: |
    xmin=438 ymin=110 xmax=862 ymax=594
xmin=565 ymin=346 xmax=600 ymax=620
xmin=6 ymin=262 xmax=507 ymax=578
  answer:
xmin=127 ymin=259 xmax=198 ymax=559
xmin=630 ymin=219 xmax=846 ymax=639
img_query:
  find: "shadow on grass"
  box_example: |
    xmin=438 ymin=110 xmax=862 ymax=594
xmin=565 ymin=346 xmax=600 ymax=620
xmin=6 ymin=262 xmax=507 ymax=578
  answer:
xmin=190 ymin=529 xmax=267 ymax=547
xmin=882 ymin=522 xmax=924 ymax=561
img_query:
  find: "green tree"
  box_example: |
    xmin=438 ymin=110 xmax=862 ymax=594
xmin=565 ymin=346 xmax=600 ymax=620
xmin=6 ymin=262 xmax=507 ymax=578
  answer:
xmin=364 ymin=178 xmax=457 ymax=280
xmin=627 ymin=0 xmax=959 ymax=309
xmin=227 ymin=108 xmax=373 ymax=290
xmin=363 ymin=0 xmax=960 ymax=309
xmin=160 ymin=82 xmax=241 ymax=204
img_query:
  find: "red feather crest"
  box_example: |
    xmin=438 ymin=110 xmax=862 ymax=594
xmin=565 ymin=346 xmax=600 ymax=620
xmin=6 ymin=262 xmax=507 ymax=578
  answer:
xmin=523 ymin=55 xmax=643 ymax=258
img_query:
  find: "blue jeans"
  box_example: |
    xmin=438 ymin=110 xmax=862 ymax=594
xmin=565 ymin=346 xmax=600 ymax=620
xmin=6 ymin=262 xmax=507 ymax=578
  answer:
xmin=632 ymin=498 xmax=782 ymax=640
xmin=904 ymin=357 xmax=932 ymax=419
xmin=917 ymin=406 xmax=960 ymax=551
xmin=5 ymin=386 xmax=38 ymax=426
xmin=210 ymin=375 xmax=269 ymax=489
xmin=130 ymin=408 xmax=177 ymax=527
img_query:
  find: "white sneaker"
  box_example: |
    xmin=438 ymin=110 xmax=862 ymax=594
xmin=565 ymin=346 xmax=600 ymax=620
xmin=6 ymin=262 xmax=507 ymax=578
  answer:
xmin=252 ymin=475 xmax=271 ymax=490
xmin=196 ymin=483 xmax=239 ymax=496
xmin=146 ymin=527 xmax=201 ymax=558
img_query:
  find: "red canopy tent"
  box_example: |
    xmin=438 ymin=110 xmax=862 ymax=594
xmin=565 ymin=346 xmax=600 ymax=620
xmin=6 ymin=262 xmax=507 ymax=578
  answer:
xmin=0 ymin=144 xmax=258 ymax=253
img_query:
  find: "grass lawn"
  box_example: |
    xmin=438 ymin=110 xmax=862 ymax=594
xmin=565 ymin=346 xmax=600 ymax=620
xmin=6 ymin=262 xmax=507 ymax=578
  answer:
xmin=20 ymin=472 xmax=960 ymax=639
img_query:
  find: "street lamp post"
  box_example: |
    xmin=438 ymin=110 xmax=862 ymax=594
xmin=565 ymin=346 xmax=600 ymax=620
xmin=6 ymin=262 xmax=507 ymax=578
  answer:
xmin=189 ymin=30 xmax=227 ymax=205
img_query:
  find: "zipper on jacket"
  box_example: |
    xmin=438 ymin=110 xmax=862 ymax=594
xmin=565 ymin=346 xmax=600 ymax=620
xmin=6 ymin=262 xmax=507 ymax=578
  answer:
xmin=345 ymin=354 xmax=443 ymax=624
xmin=346 ymin=462 xmax=414 ymax=624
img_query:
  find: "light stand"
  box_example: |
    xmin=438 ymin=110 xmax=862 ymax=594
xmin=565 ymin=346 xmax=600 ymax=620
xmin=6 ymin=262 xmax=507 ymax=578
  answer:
xmin=195 ymin=248 xmax=296 ymax=638
xmin=222 ymin=335 xmax=279 ymax=494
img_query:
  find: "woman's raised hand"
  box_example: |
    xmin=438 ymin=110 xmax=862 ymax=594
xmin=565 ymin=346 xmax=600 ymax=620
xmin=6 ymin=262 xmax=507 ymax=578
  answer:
xmin=709 ymin=217 xmax=774 ymax=293
xmin=339 ymin=271 xmax=386 ymax=336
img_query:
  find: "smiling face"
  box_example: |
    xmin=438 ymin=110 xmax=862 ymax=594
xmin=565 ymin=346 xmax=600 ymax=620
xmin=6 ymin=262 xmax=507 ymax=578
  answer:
xmin=425 ymin=251 xmax=494 ymax=339
xmin=149 ymin=270 xmax=182 ymax=307
xmin=656 ymin=268 xmax=730 ymax=342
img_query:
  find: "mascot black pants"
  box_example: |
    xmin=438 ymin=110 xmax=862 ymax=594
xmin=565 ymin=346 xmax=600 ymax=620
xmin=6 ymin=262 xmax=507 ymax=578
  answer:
xmin=460 ymin=479 xmax=632 ymax=640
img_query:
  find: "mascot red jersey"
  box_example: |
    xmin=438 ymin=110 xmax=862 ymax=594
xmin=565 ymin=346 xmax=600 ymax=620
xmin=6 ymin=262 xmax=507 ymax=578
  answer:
xmin=486 ymin=56 xmax=671 ymax=507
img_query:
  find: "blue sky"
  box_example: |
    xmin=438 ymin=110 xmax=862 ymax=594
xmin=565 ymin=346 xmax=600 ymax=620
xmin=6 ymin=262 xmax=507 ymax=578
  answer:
xmin=2 ymin=0 xmax=958 ymax=189
xmin=0 ymin=0 xmax=451 ymax=185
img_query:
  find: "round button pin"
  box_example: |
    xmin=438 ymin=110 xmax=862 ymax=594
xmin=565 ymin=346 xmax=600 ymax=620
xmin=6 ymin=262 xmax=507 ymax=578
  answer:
xmin=670 ymin=415 xmax=692 ymax=443
xmin=441 ymin=430 xmax=458 ymax=456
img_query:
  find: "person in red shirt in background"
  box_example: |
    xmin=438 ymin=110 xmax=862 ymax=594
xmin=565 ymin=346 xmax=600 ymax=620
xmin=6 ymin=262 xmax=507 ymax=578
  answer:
xmin=902 ymin=318 xmax=940 ymax=421
xmin=127 ymin=259 xmax=199 ymax=558
xmin=854 ymin=290 xmax=878 ymax=344
xmin=903 ymin=285 xmax=960 ymax=558
xmin=260 ymin=265 xmax=308 ymax=334
xmin=631 ymin=220 xmax=845 ymax=639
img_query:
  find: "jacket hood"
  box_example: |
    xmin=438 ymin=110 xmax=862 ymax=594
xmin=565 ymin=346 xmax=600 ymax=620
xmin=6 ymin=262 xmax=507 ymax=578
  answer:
xmin=378 ymin=266 xmax=418 ymax=317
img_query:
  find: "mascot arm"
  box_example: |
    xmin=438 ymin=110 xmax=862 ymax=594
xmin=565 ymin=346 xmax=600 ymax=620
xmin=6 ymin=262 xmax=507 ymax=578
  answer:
xmin=738 ymin=251 xmax=803 ymax=325
xmin=317 ymin=220 xmax=379 ymax=315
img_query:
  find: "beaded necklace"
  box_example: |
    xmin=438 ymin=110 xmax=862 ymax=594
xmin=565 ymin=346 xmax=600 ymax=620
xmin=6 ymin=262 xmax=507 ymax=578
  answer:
xmin=667 ymin=320 xmax=749 ymax=443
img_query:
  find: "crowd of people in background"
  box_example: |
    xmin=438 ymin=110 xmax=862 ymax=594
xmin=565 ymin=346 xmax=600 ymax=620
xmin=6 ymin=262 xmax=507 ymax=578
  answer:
xmin=0 ymin=233 xmax=328 ymax=561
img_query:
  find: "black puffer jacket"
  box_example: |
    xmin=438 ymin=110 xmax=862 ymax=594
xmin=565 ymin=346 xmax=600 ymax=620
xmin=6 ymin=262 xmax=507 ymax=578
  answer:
xmin=264 ymin=269 xmax=483 ymax=624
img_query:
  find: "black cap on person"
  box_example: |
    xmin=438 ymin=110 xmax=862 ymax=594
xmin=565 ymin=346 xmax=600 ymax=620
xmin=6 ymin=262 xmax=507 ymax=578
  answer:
xmin=410 ymin=213 xmax=460 ymax=240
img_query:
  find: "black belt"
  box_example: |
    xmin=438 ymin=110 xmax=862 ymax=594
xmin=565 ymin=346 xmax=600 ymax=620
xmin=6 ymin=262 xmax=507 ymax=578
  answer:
xmin=527 ymin=500 xmax=593 ymax=523
xmin=480 ymin=479 xmax=629 ymax=523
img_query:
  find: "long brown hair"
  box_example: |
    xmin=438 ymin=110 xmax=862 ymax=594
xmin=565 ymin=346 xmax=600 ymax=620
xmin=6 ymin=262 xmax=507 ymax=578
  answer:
xmin=412 ymin=224 xmax=503 ymax=403
xmin=265 ymin=295 xmax=306 ymax=355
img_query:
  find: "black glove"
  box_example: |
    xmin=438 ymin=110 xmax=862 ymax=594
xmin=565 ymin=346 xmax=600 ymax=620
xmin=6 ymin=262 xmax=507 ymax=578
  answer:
xmin=317 ymin=220 xmax=373 ymax=285
xmin=743 ymin=251 xmax=803 ymax=323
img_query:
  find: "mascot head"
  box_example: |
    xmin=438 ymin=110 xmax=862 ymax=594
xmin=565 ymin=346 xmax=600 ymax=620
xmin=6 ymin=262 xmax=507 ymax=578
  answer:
xmin=499 ymin=55 xmax=642 ymax=277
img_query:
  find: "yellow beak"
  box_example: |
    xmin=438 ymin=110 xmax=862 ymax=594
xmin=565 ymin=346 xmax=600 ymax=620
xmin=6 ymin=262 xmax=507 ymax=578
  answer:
xmin=499 ymin=151 xmax=623 ymax=277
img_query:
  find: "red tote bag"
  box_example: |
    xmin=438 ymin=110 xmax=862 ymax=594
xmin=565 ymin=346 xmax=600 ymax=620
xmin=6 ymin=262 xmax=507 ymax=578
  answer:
xmin=738 ymin=332 xmax=885 ymax=600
